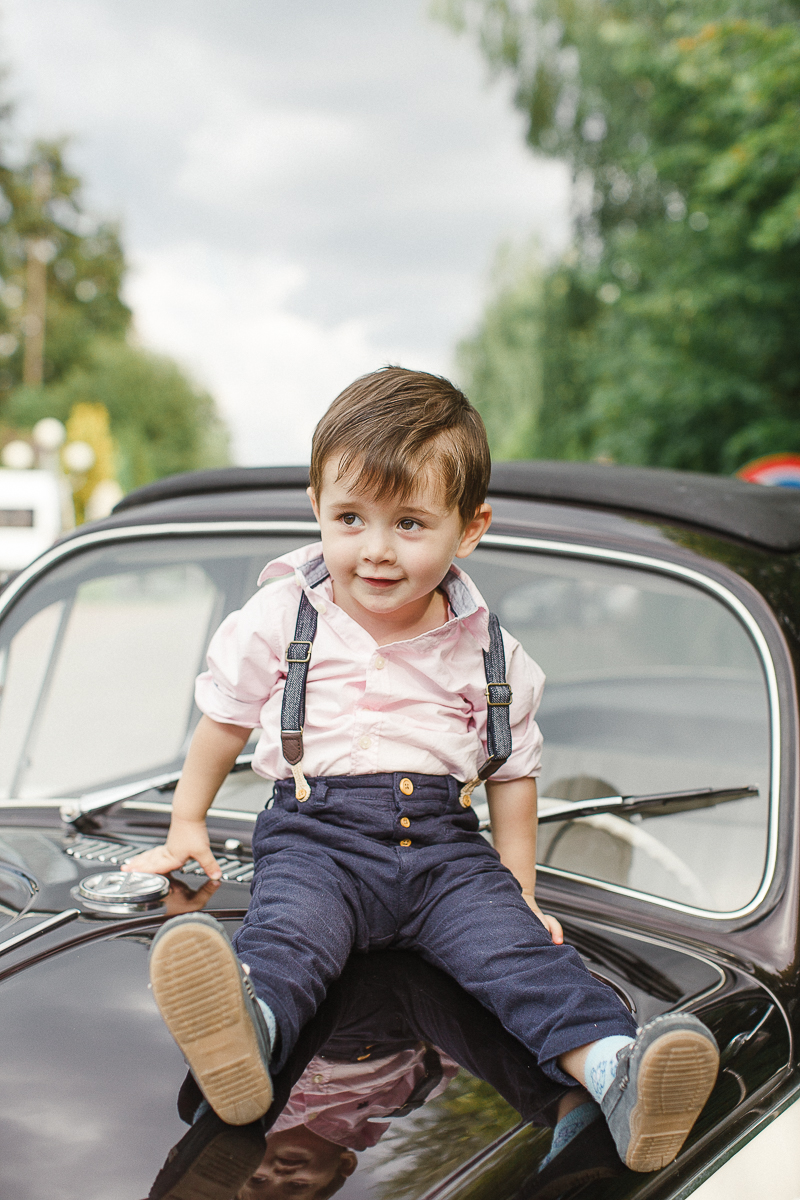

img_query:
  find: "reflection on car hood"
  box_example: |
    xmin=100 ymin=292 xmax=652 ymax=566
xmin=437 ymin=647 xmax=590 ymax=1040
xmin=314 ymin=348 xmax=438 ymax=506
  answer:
xmin=0 ymin=908 xmax=790 ymax=1200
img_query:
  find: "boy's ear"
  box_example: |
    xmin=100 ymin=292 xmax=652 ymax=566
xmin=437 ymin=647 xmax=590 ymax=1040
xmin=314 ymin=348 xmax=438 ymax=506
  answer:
xmin=455 ymin=503 xmax=492 ymax=558
xmin=307 ymin=485 xmax=320 ymax=522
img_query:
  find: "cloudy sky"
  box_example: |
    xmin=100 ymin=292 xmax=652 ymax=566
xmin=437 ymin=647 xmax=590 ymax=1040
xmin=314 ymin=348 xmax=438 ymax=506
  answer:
xmin=1 ymin=0 xmax=569 ymax=464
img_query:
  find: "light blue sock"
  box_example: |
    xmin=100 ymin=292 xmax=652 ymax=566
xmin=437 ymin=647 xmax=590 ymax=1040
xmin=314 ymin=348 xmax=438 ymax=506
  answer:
xmin=539 ymin=1101 xmax=600 ymax=1170
xmin=583 ymin=1035 xmax=636 ymax=1103
xmin=257 ymin=997 xmax=278 ymax=1052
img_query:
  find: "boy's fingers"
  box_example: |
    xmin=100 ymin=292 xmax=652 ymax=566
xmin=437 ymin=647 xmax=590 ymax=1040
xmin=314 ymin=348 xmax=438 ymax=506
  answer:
xmin=546 ymin=914 xmax=564 ymax=944
xmin=122 ymin=847 xmax=178 ymax=875
xmin=195 ymin=849 xmax=223 ymax=880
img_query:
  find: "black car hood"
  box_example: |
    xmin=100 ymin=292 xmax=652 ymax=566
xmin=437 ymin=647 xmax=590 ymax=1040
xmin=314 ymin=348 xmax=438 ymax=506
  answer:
xmin=0 ymin=896 xmax=790 ymax=1200
xmin=0 ymin=930 xmax=187 ymax=1198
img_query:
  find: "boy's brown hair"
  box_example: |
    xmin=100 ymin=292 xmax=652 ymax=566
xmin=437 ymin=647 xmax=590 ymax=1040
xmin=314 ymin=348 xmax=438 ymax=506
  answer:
xmin=309 ymin=366 xmax=491 ymax=524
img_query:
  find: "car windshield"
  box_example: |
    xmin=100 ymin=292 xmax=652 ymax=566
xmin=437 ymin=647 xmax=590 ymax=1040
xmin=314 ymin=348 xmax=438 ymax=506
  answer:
xmin=0 ymin=533 xmax=773 ymax=915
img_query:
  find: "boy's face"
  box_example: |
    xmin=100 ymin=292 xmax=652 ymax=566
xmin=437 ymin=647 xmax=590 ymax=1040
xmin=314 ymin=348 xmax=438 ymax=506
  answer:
xmin=308 ymin=456 xmax=491 ymax=636
xmin=238 ymin=1126 xmax=356 ymax=1199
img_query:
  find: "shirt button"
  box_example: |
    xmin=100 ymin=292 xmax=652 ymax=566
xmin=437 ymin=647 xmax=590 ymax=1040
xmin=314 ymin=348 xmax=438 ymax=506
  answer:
xmin=359 ymin=736 xmax=372 ymax=750
xmin=400 ymin=838 xmax=412 ymax=847
xmin=399 ymin=778 xmax=414 ymax=796
xmin=312 ymin=1073 xmax=324 ymax=1084
xmin=400 ymin=816 xmax=411 ymax=828
xmin=375 ymin=656 xmax=386 ymax=669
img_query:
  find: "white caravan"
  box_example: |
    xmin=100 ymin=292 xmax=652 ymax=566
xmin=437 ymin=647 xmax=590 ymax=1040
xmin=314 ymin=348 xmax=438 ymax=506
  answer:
xmin=0 ymin=469 xmax=62 ymax=575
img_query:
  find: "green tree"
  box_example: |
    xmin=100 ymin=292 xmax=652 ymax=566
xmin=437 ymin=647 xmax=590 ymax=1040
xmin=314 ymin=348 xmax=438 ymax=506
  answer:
xmin=457 ymin=246 xmax=543 ymax=458
xmin=0 ymin=140 xmax=130 ymax=395
xmin=442 ymin=1 xmax=800 ymax=471
xmin=0 ymin=136 xmax=230 ymax=494
xmin=6 ymin=339 xmax=230 ymax=492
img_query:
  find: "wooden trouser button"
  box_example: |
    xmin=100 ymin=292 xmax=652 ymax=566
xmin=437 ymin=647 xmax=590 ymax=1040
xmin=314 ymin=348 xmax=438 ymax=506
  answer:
xmin=399 ymin=778 xmax=414 ymax=795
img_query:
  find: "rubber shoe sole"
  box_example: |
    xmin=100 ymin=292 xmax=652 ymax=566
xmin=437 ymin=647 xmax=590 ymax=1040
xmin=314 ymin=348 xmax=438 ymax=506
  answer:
xmin=150 ymin=916 xmax=273 ymax=1126
xmin=603 ymin=1015 xmax=719 ymax=1172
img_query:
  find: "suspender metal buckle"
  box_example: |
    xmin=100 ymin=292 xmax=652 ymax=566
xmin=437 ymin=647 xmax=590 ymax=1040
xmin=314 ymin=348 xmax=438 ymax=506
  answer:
xmin=485 ymin=682 xmax=512 ymax=706
xmin=287 ymin=640 xmax=313 ymax=664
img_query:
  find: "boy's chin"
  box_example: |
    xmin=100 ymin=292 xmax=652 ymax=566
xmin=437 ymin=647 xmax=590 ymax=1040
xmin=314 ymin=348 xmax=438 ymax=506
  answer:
xmin=351 ymin=584 xmax=409 ymax=610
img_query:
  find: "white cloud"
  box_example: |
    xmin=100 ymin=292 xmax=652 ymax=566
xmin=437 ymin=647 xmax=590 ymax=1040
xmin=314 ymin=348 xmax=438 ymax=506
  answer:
xmin=126 ymin=243 xmax=432 ymax=465
xmin=2 ymin=0 xmax=572 ymax=465
xmin=175 ymin=102 xmax=361 ymax=211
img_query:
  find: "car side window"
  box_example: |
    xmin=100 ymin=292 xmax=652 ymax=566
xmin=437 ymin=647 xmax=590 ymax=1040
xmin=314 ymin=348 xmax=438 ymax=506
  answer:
xmin=468 ymin=548 xmax=772 ymax=914
xmin=0 ymin=536 xmax=308 ymax=800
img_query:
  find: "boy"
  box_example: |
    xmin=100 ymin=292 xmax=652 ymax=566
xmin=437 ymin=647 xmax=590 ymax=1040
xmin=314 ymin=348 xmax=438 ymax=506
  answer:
xmin=128 ymin=367 xmax=718 ymax=1174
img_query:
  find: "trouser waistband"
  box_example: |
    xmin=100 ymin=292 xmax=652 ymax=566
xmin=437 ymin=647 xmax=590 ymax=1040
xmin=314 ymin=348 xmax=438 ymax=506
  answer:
xmin=268 ymin=773 xmax=477 ymax=829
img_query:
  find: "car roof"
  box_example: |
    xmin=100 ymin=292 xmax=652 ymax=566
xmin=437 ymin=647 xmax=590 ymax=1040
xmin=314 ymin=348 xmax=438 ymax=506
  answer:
xmin=99 ymin=461 xmax=800 ymax=553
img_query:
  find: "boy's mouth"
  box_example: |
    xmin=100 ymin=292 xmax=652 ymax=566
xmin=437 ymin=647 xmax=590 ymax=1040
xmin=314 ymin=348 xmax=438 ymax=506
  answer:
xmin=360 ymin=576 xmax=401 ymax=588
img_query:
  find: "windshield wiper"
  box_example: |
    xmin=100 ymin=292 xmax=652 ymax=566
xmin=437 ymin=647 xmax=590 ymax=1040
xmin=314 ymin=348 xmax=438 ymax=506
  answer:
xmin=536 ymin=785 xmax=759 ymax=824
xmin=475 ymin=785 xmax=759 ymax=833
xmin=58 ymin=754 xmax=256 ymax=825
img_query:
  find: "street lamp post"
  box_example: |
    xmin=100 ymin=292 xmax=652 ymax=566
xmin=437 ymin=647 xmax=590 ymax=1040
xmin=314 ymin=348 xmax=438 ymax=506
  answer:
xmin=22 ymin=163 xmax=52 ymax=388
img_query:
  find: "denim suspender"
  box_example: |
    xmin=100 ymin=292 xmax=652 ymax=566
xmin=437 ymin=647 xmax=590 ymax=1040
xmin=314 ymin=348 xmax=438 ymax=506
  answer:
xmin=280 ymin=578 xmax=513 ymax=805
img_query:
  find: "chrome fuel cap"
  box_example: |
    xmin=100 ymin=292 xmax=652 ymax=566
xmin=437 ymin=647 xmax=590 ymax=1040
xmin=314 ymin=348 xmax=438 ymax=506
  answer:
xmin=73 ymin=871 xmax=170 ymax=914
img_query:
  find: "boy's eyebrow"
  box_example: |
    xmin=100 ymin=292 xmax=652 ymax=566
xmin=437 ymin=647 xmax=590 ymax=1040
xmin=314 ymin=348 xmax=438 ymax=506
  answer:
xmin=396 ymin=504 xmax=439 ymax=518
xmin=328 ymin=497 xmax=442 ymax=519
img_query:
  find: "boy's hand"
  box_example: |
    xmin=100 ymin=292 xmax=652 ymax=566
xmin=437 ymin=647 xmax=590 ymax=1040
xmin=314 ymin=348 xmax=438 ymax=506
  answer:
xmin=122 ymin=818 xmax=222 ymax=880
xmin=522 ymin=892 xmax=564 ymax=944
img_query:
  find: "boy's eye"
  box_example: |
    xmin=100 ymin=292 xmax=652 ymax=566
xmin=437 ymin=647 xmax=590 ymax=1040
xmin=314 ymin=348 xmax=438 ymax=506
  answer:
xmin=398 ymin=518 xmax=421 ymax=531
xmin=339 ymin=513 xmax=362 ymax=527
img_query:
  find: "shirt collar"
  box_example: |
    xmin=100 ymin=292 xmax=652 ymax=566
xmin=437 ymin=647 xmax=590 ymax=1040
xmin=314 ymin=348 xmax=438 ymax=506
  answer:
xmin=258 ymin=541 xmax=490 ymax=649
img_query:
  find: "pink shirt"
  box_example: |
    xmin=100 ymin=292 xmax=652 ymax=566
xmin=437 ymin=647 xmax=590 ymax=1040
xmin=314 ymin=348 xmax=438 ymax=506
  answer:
xmin=272 ymin=1047 xmax=459 ymax=1150
xmin=195 ymin=542 xmax=544 ymax=782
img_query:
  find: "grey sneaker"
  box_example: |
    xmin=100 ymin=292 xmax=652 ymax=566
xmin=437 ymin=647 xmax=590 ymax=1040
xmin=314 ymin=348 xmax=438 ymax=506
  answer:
xmin=600 ymin=1012 xmax=719 ymax=1172
xmin=150 ymin=913 xmax=273 ymax=1126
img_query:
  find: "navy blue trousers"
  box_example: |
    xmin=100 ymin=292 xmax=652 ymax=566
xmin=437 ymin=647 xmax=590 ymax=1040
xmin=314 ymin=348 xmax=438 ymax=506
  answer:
xmin=232 ymin=773 xmax=637 ymax=1084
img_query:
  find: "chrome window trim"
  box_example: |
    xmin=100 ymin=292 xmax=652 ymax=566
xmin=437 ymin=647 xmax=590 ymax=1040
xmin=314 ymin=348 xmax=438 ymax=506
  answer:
xmin=481 ymin=532 xmax=782 ymax=922
xmin=0 ymin=520 xmax=321 ymax=618
xmin=0 ymin=519 xmax=781 ymax=921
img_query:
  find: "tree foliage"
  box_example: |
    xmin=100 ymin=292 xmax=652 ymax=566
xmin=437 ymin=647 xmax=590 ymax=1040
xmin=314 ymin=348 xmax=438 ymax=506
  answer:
xmin=374 ymin=1072 xmax=522 ymax=1200
xmin=443 ymin=0 xmax=800 ymax=471
xmin=0 ymin=138 xmax=230 ymax=493
xmin=457 ymin=246 xmax=543 ymax=459
xmin=6 ymin=339 xmax=229 ymax=493
xmin=0 ymin=140 xmax=130 ymax=392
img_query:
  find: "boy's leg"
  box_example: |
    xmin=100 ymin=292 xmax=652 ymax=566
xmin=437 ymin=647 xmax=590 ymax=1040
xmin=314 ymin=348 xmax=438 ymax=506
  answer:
xmin=232 ymin=845 xmax=362 ymax=1072
xmin=149 ymin=846 xmax=362 ymax=1125
xmin=400 ymin=848 xmax=638 ymax=1081
xmin=401 ymin=847 xmax=718 ymax=1171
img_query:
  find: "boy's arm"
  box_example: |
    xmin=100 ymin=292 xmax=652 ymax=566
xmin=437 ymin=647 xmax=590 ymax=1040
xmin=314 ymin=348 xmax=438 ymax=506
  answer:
xmin=485 ymin=778 xmax=564 ymax=944
xmin=122 ymin=715 xmax=253 ymax=879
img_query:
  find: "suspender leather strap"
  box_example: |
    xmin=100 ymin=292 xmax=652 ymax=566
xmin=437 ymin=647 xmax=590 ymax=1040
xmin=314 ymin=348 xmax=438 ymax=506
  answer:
xmin=478 ymin=612 xmax=513 ymax=781
xmin=280 ymin=590 xmax=319 ymax=779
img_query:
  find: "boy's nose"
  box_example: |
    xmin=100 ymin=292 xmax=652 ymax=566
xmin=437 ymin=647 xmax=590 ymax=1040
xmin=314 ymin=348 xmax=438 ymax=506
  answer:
xmin=362 ymin=532 xmax=396 ymax=563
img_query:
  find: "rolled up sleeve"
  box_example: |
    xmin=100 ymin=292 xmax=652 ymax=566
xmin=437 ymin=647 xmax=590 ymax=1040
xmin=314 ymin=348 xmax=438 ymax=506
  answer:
xmin=194 ymin=592 xmax=284 ymax=729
